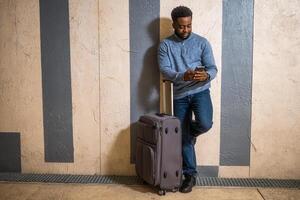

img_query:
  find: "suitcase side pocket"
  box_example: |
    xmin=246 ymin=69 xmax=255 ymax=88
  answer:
xmin=136 ymin=139 xmax=155 ymax=185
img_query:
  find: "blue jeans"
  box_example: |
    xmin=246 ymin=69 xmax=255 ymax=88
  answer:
xmin=173 ymin=89 xmax=213 ymax=176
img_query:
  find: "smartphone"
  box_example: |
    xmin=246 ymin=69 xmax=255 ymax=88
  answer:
xmin=195 ymin=66 xmax=205 ymax=71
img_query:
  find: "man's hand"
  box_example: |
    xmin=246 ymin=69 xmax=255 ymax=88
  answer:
xmin=183 ymin=68 xmax=209 ymax=81
xmin=193 ymin=68 xmax=209 ymax=81
xmin=183 ymin=69 xmax=195 ymax=81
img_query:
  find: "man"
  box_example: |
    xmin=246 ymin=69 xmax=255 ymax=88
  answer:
xmin=158 ymin=6 xmax=217 ymax=193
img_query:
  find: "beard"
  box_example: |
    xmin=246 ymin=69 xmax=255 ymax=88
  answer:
xmin=175 ymin=31 xmax=191 ymax=40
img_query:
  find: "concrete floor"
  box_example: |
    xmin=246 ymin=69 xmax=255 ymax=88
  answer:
xmin=0 ymin=182 xmax=299 ymax=200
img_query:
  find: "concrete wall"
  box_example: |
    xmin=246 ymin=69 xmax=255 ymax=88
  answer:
xmin=99 ymin=0 xmax=134 ymax=175
xmin=0 ymin=0 xmax=101 ymax=174
xmin=250 ymin=0 xmax=300 ymax=179
xmin=0 ymin=0 xmax=299 ymax=179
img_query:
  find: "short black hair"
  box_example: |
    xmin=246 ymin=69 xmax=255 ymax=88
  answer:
xmin=171 ymin=6 xmax=193 ymax=21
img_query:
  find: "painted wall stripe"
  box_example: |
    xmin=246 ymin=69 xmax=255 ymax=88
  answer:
xmin=39 ymin=0 xmax=74 ymax=162
xmin=129 ymin=0 xmax=160 ymax=163
xmin=0 ymin=132 xmax=21 ymax=172
xmin=220 ymin=0 xmax=254 ymax=166
xmin=197 ymin=166 xmax=219 ymax=177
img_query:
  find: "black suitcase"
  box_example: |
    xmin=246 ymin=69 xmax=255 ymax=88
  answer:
xmin=135 ymin=81 xmax=182 ymax=195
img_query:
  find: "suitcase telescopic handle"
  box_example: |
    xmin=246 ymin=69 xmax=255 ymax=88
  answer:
xmin=162 ymin=79 xmax=173 ymax=115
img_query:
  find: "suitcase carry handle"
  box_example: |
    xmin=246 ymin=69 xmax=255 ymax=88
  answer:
xmin=155 ymin=113 xmax=170 ymax=117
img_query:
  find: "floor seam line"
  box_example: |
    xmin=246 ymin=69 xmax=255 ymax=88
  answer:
xmin=257 ymin=188 xmax=266 ymax=200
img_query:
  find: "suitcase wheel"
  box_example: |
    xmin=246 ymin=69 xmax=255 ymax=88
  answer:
xmin=171 ymin=188 xmax=178 ymax=193
xmin=158 ymin=189 xmax=166 ymax=196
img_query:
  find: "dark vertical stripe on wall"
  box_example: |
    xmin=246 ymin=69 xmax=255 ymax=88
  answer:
xmin=129 ymin=0 xmax=160 ymax=163
xmin=0 ymin=132 xmax=21 ymax=172
xmin=40 ymin=0 xmax=74 ymax=162
xmin=197 ymin=166 xmax=219 ymax=177
xmin=220 ymin=0 xmax=254 ymax=166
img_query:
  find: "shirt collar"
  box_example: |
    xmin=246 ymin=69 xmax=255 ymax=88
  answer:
xmin=172 ymin=32 xmax=193 ymax=42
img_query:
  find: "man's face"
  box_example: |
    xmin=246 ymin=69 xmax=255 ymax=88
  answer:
xmin=173 ymin=16 xmax=192 ymax=39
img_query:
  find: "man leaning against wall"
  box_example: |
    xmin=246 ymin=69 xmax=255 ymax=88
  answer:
xmin=158 ymin=6 xmax=218 ymax=193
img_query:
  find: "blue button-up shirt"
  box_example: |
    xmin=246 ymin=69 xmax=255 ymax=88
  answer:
xmin=158 ymin=32 xmax=217 ymax=99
